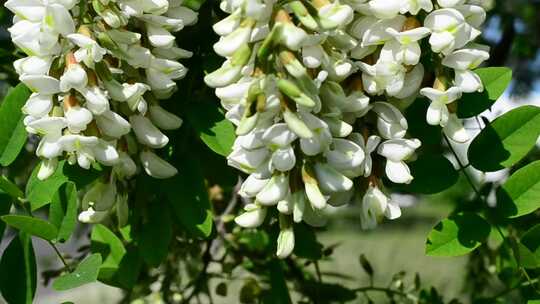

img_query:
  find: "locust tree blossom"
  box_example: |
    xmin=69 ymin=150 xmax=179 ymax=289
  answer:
xmin=208 ymin=0 xmax=489 ymax=259
xmin=6 ymin=0 xmax=197 ymax=224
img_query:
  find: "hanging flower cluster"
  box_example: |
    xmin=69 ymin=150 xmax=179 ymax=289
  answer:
xmin=205 ymin=0 xmax=490 ymax=258
xmin=6 ymin=0 xmax=198 ymax=223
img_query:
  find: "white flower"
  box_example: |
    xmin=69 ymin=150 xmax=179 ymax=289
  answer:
xmin=385 ymin=27 xmax=431 ymax=65
xmin=234 ymin=203 xmax=267 ymax=228
xmin=442 ymin=48 xmax=490 ymax=93
xmin=129 ymin=115 xmax=169 ymax=148
xmin=325 ymin=138 xmax=365 ymax=177
xmin=350 ymin=133 xmax=381 ymax=177
xmin=64 ymin=103 xmax=93 ymax=133
xmin=23 ymin=93 xmax=53 ymax=118
xmin=67 ymin=34 xmax=107 ymax=65
xmin=59 ymin=61 xmax=88 ymax=92
xmin=37 ymin=158 xmax=58 ymax=180
xmin=213 ymin=22 xmax=253 ymax=57
xmin=401 ymin=0 xmax=433 ymax=15
xmin=140 ymin=150 xmax=178 ymax=179
xmin=78 ymin=207 xmax=108 ymax=223
xmin=239 ymin=174 xmax=269 ymax=198
xmin=256 ymin=173 xmax=289 ymax=206
xmin=299 ymin=112 xmax=332 ymax=156
xmin=314 ymin=162 xmax=353 ymax=194
xmin=276 ymin=223 xmax=295 ymax=259
xmin=367 ymin=0 xmax=402 ymax=19
xmin=20 ymin=75 xmax=60 ymax=95
xmin=318 ymin=2 xmax=354 ymax=30
xmin=27 ymin=117 xmax=66 ymax=159
xmin=149 ymin=105 xmax=183 ymax=130
xmin=96 ymin=110 xmax=131 ymax=138
xmin=371 ymin=102 xmax=408 ymax=139
xmin=59 ymin=134 xmax=99 ymax=169
xmin=444 ymin=113 xmax=470 ymax=143
xmin=424 ymin=8 xmax=472 ymax=55
xmin=377 ymin=138 xmax=421 ymax=184
xmin=14 ymin=56 xmax=52 ymax=75
xmin=79 ymin=86 xmax=110 ymax=115
xmin=420 ymin=87 xmax=462 ymax=126
xmin=360 ymin=185 xmax=401 ymax=230
xmin=228 ymin=146 xmax=270 ymax=174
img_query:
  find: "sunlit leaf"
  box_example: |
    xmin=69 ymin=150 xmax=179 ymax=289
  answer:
xmin=0 ymin=84 xmax=31 ymax=166
xmin=468 ymin=105 xmax=540 ymax=172
xmin=426 ymin=212 xmax=491 ymax=257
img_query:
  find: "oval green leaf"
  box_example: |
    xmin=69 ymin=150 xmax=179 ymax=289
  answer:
xmin=53 ymin=254 xmax=102 ymax=291
xmin=0 ymin=233 xmax=37 ymax=304
xmin=0 ymin=175 xmax=24 ymax=199
xmin=1 ymin=215 xmax=59 ymax=241
xmin=426 ymin=212 xmax=491 ymax=257
xmin=468 ymin=105 xmax=540 ymax=172
xmin=496 ymin=160 xmax=540 ymax=218
xmin=49 ymin=182 xmax=78 ymax=242
xmin=516 ymin=224 xmax=540 ymax=268
xmin=185 ymin=101 xmax=235 ymax=157
xmin=0 ymin=84 xmax=31 ymax=166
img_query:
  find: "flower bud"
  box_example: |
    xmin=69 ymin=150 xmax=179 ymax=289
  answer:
xmin=234 ymin=203 xmax=267 ymax=228
xmin=130 ymin=115 xmax=169 ymax=148
xmin=140 ymin=150 xmax=178 ymax=179
xmin=149 ymin=105 xmax=183 ymax=130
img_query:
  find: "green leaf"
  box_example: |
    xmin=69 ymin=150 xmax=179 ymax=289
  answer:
xmin=0 ymin=84 xmax=31 ymax=166
xmin=426 ymin=212 xmax=491 ymax=257
xmin=1 ymin=215 xmax=59 ymax=241
xmin=293 ymin=223 xmax=323 ymax=260
xmin=496 ymin=161 xmax=540 ymax=218
xmin=165 ymin=157 xmax=213 ymax=238
xmin=91 ymin=224 xmax=126 ymax=280
xmin=53 ymin=254 xmax=102 ymax=291
xmin=0 ymin=175 xmax=24 ymax=199
xmin=468 ymin=105 xmax=540 ymax=172
xmin=49 ymin=182 xmax=78 ymax=242
xmin=139 ymin=203 xmax=172 ymax=267
xmin=91 ymin=224 xmax=141 ymax=289
xmin=457 ymin=67 xmax=512 ymax=118
xmin=516 ymin=224 xmax=540 ymax=268
xmin=0 ymin=233 xmax=37 ymax=304
xmin=185 ymin=101 xmax=235 ymax=157
xmin=262 ymin=260 xmax=292 ymax=304
xmin=26 ymin=160 xmax=100 ymax=210
xmin=398 ymin=154 xmax=458 ymax=194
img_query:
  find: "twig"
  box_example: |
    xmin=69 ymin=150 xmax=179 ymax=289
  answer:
xmin=49 ymin=241 xmax=71 ymax=271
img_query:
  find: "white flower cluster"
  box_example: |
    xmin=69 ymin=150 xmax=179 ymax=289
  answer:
xmin=205 ymin=0 xmax=490 ymax=258
xmin=6 ymin=0 xmax=198 ymax=223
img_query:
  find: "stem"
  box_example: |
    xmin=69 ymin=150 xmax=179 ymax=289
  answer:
xmin=314 ymin=261 xmax=322 ymax=283
xmin=49 ymin=241 xmax=71 ymax=271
